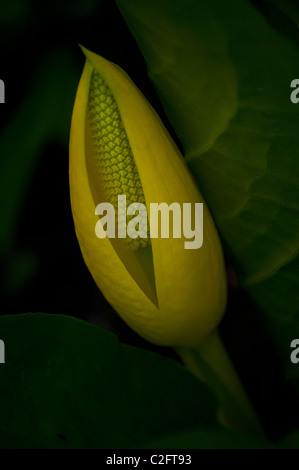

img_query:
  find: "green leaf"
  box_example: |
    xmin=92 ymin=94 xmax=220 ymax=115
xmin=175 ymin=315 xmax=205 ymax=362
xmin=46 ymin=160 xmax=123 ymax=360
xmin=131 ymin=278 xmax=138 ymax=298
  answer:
xmin=250 ymin=0 xmax=299 ymax=47
xmin=143 ymin=426 xmax=271 ymax=449
xmin=116 ymin=0 xmax=299 ymax=373
xmin=0 ymin=313 xmax=219 ymax=449
xmin=117 ymin=0 xmax=238 ymax=156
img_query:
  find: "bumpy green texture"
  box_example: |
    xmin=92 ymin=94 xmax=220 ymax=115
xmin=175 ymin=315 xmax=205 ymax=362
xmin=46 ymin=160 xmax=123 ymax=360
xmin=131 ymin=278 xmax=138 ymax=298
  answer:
xmin=88 ymin=69 xmax=149 ymax=249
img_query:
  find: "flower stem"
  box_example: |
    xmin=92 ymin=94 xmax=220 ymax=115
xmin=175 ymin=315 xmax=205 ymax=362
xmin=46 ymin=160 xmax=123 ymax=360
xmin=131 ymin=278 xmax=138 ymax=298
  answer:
xmin=175 ymin=329 xmax=267 ymax=439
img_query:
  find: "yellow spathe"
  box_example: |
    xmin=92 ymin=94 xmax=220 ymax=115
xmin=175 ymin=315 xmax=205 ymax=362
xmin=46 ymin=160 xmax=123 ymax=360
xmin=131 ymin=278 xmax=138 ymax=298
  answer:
xmin=69 ymin=46 xmax=227 ymax=347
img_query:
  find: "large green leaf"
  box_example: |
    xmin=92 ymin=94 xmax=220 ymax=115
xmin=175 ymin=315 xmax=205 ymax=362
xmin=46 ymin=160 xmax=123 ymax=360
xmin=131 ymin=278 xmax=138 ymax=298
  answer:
xmin=0 ymin=313 xmax=220 ymax=448
xmin=144 ymin=426 xmax=271 ymax=449
xmin=116 ymin=0 xmax=299 ymax=375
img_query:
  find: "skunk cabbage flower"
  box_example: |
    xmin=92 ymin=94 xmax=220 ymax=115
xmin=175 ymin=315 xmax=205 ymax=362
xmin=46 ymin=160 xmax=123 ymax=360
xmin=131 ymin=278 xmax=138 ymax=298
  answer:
xmin=69 ymin=47 xmax=227 ymax=347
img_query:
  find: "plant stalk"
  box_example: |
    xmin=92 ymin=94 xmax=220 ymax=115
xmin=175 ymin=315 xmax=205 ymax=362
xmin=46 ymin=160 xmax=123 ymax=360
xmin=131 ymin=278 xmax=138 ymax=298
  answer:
xmin=175 ymin=329 xmax=267 ymax=440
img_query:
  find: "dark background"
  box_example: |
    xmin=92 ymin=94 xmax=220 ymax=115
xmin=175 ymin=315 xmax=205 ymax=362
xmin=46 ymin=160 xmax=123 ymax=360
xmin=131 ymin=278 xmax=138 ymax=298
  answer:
xmin=0 ymin=0 xmax=298 ymax=441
